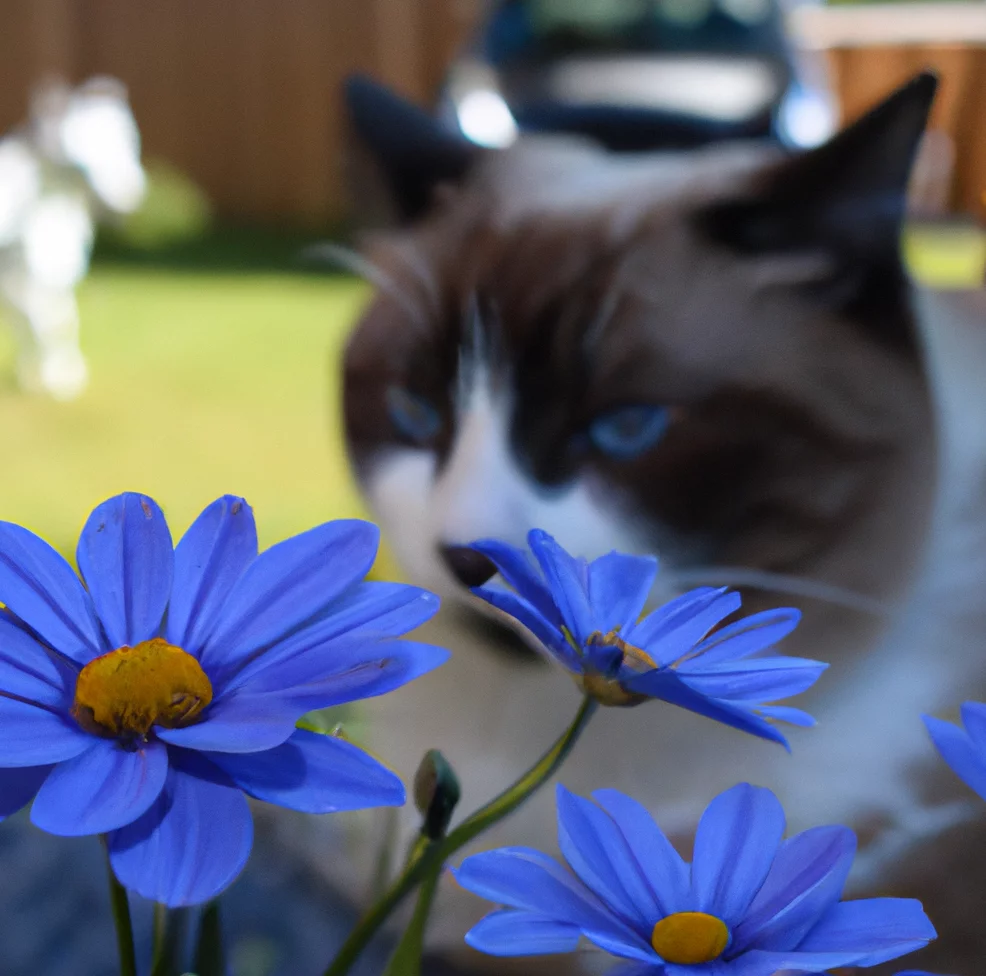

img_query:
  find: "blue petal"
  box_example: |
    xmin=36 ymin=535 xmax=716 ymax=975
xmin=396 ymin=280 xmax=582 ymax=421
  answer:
xmin=313 ymin=582 xmax=439 ymax=640
xmin=0 ymin=521 xmax=101 ymax=661
xmin=591 ymin=788 xmax=690 ymax=918
xmin=685 ymin=608 xmax=802 ymax=668
xmin=756 ymin=705 xmax=815 ymax=728
xmin=166 ymin=496 xmax=257 ymax=651
xmin=210 ymin=582 xmax=437 ymax=694
xmin=664 ymin=966 xmax=736 ymax=976
xmin=470 ymin=585 xmax=576 ymax=669
xmin=108 ymin=753 xmax=253 ymax=907
xmin=692 ymin=784 xmax=785 ymax=926
xmin=623 ymin=669 xmax=790 ymax=747
xmin=209 ymin=729 xmax=404 ymax=812
xmin=166 ymin=639 xmax=444 ymax=753
xmin=224 ymin=638 xmax=450 ymax=711
xmin=584 ymin=639 xmax=625 ymax=678
xmin=468 ymin=538 xmax=560 ymax=624
xmin=627 ymin=590 xmax=742 ymax=666
xmin=221 ymin=579 xmax=445 ymax=692
xmin=527 ymin=531 xmax=596 ymax=644
xmin=199 ymin=520 xmax=379 ymax=672
xmin=960 ymin=701 xmax=986 ymax=751
xmin=0 ymin=614 xmax=77 ymax=707
xmin=924 ymin=714 xmax=986 ymax=801
xmin=454 ymin=847 xmax=654 ymax=961
xmin=155 ymin=694 xmax=301 ymax=753
xmin=0 ymin=765 xmax=51 ymax=821
xmin=718 ymin=949 xmax=868 ymax=975
xmin=732 ymin=825 xmax=855 ymax=953
xmin=464 ymin=910 xmax=582 ymax=956
xmin=675 ymin=657 xmax=827 ymax=702
xmin=0 ymin=697 xmax=94 ymax=766
xmin=796 ymin=897 xmax=936 ymax=963
xmin=77 ymin=493 xmax=174 ymax=649
xmin=556 ymin=785 xmax=660 ymax=931
xmin=31 ymin=738 xmax=168 ymax=835
xmin=587 ymin=552 xmax=658 ymax=634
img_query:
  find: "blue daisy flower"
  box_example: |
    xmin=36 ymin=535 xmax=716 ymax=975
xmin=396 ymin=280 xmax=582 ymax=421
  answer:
xmin=924 ymin=701 xmax=986 ymax=802
xmin=456 ymin=783 xmax=936 ymax=974
xmin=469 ymin=530 xmax=823 ymax=746
xmin=0 ymin=492 xmax=448 ymax=906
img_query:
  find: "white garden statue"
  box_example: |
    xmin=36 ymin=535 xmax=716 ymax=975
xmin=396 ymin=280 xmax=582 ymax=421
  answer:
xmin=0 ymin=77 xmax=146 ymax=399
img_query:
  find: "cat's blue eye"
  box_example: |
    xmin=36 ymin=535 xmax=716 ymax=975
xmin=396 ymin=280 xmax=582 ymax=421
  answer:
xmin=589 ymin=406 xmax=670 ymax=460
xmin=386 ymin=386 xmax=442 ymax=444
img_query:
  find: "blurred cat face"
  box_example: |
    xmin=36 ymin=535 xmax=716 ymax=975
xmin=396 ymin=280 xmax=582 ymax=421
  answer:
xmin=343 ymin=79 xmax=937 ymax=620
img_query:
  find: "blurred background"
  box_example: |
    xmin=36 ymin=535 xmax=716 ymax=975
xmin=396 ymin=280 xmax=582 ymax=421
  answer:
xmin=0 ymin=0 xmax=983 ymax=557
xmin=0 ymin=1 xmax=984 ymax=973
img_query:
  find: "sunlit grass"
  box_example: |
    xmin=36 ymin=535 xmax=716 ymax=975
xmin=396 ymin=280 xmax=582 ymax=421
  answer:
xmin=905 ymin=221 xmax=986 ymax=289
xmin=0 ymin=267 xmax=374 ymax=560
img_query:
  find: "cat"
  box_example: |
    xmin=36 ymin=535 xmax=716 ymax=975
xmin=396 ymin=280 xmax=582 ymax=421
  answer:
xmin=334 ymin=74 xmax=986 ymax=974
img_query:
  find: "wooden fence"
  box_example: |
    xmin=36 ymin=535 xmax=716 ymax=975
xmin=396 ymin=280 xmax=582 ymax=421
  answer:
xmin=0 ymin=0 xmax=983 ymax=224
xmin=0 ymin=0 xmax=478 ymax=224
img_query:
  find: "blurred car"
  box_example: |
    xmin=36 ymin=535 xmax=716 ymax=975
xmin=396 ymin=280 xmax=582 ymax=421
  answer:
xmin=438 ymin=0 xmax=837 ymax=152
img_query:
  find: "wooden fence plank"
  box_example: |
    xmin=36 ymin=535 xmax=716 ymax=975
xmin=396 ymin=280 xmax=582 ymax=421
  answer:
xmin=0 ymin=2 xmax=983 ymax=224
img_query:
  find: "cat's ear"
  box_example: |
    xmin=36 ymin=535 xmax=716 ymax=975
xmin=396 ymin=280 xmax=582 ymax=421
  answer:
xmin=697 ymin=72 xmax=938 ymax=312
xmin=344 ymin=75 xmax=481 ymax=224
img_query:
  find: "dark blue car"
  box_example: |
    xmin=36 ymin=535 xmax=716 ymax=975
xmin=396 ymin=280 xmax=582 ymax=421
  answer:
xmin=438 ymin=0 xmax=836 ymax=151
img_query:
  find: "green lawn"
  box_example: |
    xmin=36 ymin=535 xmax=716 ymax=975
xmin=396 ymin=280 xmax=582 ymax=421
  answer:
xmin=0 ymin=266 xmax=378 ymax=564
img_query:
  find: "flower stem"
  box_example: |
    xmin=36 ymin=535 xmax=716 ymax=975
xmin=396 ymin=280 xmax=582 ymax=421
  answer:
xmin=103 ymin=843 xmax=137 ymax=976
xmin=381 ymin=861 xmax=442 ymax=976
xmin=441 ymin=694 xmax=597 ymax=853
xmin=322 ymin=836 xmax=438 ymax=976
xmin=150 ymin=903 xmax=167 ymax=974
xmin=371 ymin=807 xmax=400 ymax=900
xmin=194 ymin=900 xmax=226 ymax=976
xmin=151 ymin=904 xmax=188 ymax=976
xmin=321 ymin=695 xmax=597 ymax=976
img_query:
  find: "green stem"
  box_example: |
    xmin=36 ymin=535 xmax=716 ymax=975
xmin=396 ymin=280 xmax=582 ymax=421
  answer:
xmin=151 ymin=905 xmax=188 ymax=976
xmin=371 ymin=807 xmax=400 ymax=899
xmin=321 ymin=695 xmax=597 ymax=976
xmin=440 ymin=695 xmax=597 ymax=854
xmin=194 ymin=900 xmax=226 ymax=976
xmin=150 ymin=903 xmax=166 ymax=974
xmin=322 ymin=838 xmax=438 ymax=976
xmin=381 ymin=862 xmax=442 ymax=976
xmin=103 ymin=843 xmax=138 ymax=976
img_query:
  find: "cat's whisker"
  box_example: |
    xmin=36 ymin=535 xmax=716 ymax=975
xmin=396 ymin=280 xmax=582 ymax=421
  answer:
xmin=386 ymin=240 xmax=443 ymax=319
xmin=582 ymin=270 xmax=626 ymax=354
xmin=666 ymin=566 xmax=891 ymax=617
xmin=300 ymin=241 xmax=431 ymax=330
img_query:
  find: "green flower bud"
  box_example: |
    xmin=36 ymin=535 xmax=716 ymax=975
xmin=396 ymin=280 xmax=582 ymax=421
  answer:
xmin=413 ymin=749 xmax=461 ymax=840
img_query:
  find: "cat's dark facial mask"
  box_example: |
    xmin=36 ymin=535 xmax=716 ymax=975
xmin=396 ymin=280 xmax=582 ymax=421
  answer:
xmin=343 ymin=75 xmax=938 ymax=615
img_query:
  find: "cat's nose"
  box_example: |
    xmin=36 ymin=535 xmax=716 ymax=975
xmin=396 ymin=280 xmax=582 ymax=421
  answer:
xmin=439 ymin=545 xmax=497 ymax=588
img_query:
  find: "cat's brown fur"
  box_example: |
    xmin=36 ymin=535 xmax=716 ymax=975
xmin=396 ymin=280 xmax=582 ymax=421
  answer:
xmin=336 ymin=76 xmax=986 ymax=973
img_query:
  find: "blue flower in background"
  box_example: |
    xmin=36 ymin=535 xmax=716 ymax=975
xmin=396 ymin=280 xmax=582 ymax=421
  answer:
xmin=469 ymin=530 xmax=823 ymax=746
xmin=0 ymin=493 xmax=448 ymax=906
xmin=456 ymin=783 xmax=936 ymax=974
xmin=924 ymin=701 xmax=986 ymax=802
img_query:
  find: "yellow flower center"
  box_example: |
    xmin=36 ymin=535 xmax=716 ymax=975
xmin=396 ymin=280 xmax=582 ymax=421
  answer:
xmin=574 ymin=631 xmax=657 ymax=706
xmin=72 ymin=638 xmax=212 ymax=742
xmin=651 ymin=912 xmax=730 ymax=965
